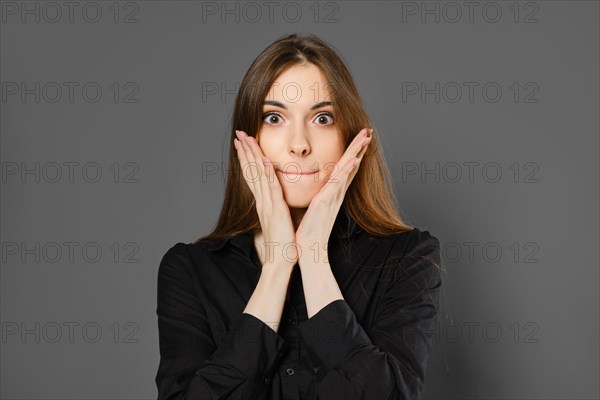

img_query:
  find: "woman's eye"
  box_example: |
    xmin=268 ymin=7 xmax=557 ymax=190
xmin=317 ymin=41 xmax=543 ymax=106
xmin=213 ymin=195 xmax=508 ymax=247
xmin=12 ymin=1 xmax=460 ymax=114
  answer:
xmin=262 ymin=112 xmax=334 ymax=126
xmin=315 ymin=113 xmax=334 ymax=125
xmin=263 ymin=113 xmax=282 ymax=125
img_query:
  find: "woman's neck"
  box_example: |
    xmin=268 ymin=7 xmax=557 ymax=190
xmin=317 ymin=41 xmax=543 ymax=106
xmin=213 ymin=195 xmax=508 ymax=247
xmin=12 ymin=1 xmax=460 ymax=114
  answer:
xmin=289 ymin=207 xmax=307 ymax=231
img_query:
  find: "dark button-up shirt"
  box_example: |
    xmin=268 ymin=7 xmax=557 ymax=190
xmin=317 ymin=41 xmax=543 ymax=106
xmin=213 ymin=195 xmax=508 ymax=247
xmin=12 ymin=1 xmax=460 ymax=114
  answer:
xmin=155 ymin=208 xmax=442 ymax=400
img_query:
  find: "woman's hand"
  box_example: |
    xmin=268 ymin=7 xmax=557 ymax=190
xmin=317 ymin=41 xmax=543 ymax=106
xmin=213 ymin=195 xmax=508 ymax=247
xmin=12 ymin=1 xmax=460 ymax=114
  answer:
xmin=234 ymin=129 xmax=299 ymax=269
xmin=295 ymin=128 xmax=373 ymax=263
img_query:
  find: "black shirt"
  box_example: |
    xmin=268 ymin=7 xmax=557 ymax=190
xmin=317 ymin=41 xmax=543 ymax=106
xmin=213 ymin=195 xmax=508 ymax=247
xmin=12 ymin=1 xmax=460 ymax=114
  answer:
xmin=155 ymin=208 xmax=442 ymax=400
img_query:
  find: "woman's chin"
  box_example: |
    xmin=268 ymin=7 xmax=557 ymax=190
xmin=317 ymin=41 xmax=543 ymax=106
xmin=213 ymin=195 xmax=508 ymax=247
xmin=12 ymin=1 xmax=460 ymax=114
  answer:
xmin=280 ymin=187 xmax=318 ymax=208
xmin=283 ymin=196 xmax=312 ymax=208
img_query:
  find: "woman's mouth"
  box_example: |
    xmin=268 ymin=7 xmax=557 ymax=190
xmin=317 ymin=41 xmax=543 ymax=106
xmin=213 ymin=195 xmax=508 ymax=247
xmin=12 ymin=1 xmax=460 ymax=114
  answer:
xmin=277 ymin=169 xmax=318 ymax=175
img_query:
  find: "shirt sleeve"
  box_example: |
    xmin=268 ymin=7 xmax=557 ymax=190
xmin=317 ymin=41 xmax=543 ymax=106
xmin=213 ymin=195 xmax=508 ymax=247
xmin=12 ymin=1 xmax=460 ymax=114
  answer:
xmin=155 ymin=242 xmax=287 ymax=400
xmin=296 ymin=230 xmax=443 ymax=400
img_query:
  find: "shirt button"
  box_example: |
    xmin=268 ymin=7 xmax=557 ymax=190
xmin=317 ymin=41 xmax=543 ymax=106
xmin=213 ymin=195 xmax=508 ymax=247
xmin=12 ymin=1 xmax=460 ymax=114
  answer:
xmin=288 ymin=318 xmax=296 ymax=326
xmin=313 ymin=366 xmax=320 ymax=374
xmin=286 ymin=368 xmax=295 ymax=376
xmin=264 ymin=376 xmax=271 ymax=384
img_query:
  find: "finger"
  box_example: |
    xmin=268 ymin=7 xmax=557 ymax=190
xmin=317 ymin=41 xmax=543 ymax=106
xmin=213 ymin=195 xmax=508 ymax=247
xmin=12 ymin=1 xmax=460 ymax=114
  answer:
xmin=236 ymin=130 xmax=262 ymax=201
xmin=356 ymin=133 xmax=373 ymax=159
xmin=330 ymin=154 xmax=363 ymax=199
xmin=262 ymin=155 xmax=285 ymax=200
xmin=353 ymin=128 xmax=373 ymax=157
xmin=328 ymin=128 xmax=371 ymax=182
xmin=348 ymin=133 xmax=373 ymax=175
xmin=234 ymin=136 xmax=252 ymax=193
xmin=244 ymin=135 xmax=287 ymax=211
xmin=244 ymin=134 xmax=273 ymax=207
xmin=240 ymin=131 xmax=272 ymax=207
xmin=344 ymin=156 xmax=360 ymax=175
xmin=333 ymin=128 xmax=370 ymax=176
xmin=317 ymin=156 xmax=356 ymax=204
xmin=332 ymin=130 xmax=373 ymax=191
xmin=345 ymin=133 xmax=374 ymax=185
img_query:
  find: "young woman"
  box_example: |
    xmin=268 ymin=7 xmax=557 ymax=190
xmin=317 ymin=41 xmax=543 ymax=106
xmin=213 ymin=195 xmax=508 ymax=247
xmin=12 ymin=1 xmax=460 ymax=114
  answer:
xmin=155 ymin=33 xmax=443 ymax=400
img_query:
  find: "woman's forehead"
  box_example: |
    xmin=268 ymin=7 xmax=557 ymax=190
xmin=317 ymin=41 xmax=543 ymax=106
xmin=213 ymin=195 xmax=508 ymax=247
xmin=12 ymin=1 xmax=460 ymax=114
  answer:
xmin=265 ymin=64 xmax=332 ymax=101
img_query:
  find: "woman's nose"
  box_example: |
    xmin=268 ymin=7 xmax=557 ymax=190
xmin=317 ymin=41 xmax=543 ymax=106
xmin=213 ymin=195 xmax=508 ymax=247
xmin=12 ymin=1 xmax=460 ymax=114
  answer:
xmin=289 ymin=126 xmax=310 ymax=156
xmin=290 ymin=143 xmax=309 ymax=156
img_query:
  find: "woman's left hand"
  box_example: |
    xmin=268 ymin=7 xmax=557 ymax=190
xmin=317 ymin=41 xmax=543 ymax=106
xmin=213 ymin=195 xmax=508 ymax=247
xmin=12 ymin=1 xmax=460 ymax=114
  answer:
xmin=295 ymin=128 xmax=373 ymax=263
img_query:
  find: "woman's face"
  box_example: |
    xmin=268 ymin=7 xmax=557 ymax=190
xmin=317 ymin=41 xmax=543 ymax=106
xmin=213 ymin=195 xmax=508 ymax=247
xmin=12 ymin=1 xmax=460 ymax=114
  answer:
xmin=256 ymin=63 xmax=345 ymax=208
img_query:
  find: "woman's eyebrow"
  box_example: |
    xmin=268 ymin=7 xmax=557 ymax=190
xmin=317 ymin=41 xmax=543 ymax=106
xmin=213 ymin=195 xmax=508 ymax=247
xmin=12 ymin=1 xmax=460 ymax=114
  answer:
xmin=263 ymin=100 xmax=334 ymax=110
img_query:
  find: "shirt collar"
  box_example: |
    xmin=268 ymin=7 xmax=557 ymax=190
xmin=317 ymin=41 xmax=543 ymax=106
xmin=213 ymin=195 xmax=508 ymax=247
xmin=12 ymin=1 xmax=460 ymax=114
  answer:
xmin=205 ymin=207 xmax=360 ymax=256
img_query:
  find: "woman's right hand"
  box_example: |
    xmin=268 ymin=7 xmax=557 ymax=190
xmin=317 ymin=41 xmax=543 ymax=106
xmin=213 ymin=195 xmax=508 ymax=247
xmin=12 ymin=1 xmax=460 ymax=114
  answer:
xmin=234 ymin=129 xmax=298 ymax=269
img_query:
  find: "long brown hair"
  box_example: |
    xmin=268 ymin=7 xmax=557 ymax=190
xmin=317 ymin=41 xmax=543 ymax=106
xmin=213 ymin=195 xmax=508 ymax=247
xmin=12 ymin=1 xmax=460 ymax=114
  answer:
xmin=196 ymin=32 xmax=413 ymax=244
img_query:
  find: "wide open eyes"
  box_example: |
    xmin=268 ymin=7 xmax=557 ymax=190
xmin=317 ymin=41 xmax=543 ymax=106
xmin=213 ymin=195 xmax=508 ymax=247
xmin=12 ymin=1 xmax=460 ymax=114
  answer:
xmin=262 ymin=112 xmax=335 ymax=127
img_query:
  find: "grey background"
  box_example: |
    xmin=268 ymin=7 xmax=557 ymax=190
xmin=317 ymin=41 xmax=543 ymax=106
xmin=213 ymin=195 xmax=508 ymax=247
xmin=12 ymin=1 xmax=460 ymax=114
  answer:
xmin=1 ymin=0 xmax=598 ymax=399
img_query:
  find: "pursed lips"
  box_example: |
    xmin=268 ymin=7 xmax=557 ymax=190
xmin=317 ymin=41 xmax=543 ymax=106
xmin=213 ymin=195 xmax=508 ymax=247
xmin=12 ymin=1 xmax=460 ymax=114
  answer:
xmin=276 ymin=169 xmax=318 ymax=175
